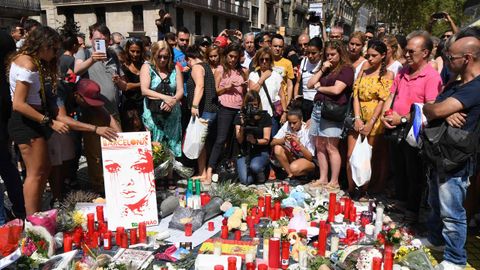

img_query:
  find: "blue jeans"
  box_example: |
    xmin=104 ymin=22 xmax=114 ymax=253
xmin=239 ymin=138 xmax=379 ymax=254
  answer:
xmin=236 ymin=151 xmax=270 ymax=185
xmin=271 ymin=116 xmax=280 ymax=138
xmin=427 ymin=171 xmax=469 ymax=266
xmin=201 ymin=112 xmax=217 ymax=128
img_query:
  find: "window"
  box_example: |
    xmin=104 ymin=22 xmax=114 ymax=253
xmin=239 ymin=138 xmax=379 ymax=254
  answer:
xmin=132 ymin=5 xmax=144 ymax=31
xmin=195 ymin=12 xmax=201 ymax=35
xmin=176 ymin=8 xmax=184 ymax=27
xmin=94 ymin=7 xmax=106 ymax=25
xmin=212 ymin=16 xmax=218 ymax=36
xmin=267 ymin=4 xmax=276 ymax=25
xmin=251 ymin=6 xmax=258 ymax=28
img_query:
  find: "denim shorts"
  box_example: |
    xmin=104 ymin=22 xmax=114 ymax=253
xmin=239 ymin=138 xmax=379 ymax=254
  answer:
xmin=309 ymin=103 xmax=343 ymax=138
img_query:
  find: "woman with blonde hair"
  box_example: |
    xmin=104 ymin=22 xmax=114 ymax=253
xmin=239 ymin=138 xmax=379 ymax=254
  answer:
xmin=140 ymin=40 xmax=183 ymax=186
xmin=8 ymin=26 xmax=69 ymax=215
xmin=348 ymin=31 xmax=368 ymax=79
xmin=383 ymin=35 xmax=403 ymax=77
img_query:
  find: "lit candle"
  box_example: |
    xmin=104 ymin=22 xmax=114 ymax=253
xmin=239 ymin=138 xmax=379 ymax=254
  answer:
xmin=246 ymin=262 xmax=255 ymax=270
xmin=268 ymin=237 xmax=280 ymax=268
xmin=327 ymin=193 xmax=336 ymax=223
xmin=258 ymin=264 xmax=268 ymax=270
xmin=384 ymin=243 xmax=393 ymax=270
xmin=374 ymin=203 xmax=384 ymax=237
xmin=63 ymin=233 xmax=72 ymax=252
xmin=214 ymin=266 xmax=224 ymax=270
xmin=73 ymin=227 xmax=82 ymax=246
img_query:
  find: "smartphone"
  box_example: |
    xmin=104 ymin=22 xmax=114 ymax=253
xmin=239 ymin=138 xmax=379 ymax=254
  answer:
xmin=94 ymin=39 xmax=106 ymax=53
xmin=432 ymin=12 xmax=445 ymax=20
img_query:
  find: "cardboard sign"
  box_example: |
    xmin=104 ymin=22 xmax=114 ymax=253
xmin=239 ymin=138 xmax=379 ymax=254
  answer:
xmin=101 ymin=132 xmax=159 ymax=230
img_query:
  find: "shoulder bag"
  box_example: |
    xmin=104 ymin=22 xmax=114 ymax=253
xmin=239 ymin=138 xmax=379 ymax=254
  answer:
xmin=258 ymin=70 xmax=283 ymax=118
xmin=148 ymin=65 xmax=172 ymax=114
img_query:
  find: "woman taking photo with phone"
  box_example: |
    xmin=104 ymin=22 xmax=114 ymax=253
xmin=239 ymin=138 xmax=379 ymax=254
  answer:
xmin=206 ymin=43 xmax=248 ymax=183
xmin=235 ymin=91 xmax=272 ymax=185
xmin=346 ymin=40 xmax=393 ymax=197
xmin=8 ymin=26 xmax=69 ymax=215
xmin=307 ymin=40 xmax=354 ymax=190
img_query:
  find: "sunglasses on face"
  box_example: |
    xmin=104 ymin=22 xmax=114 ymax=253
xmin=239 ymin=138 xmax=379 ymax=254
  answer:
xmin=299 ymin=43 xmax=308 ymax=47
xmin=445 ymin=54 xmax=464 ymax=62
xmin=260 ymin=57 xmax=271 ymax=62
xmin=158 ymin=55 xmax=170 ymax=60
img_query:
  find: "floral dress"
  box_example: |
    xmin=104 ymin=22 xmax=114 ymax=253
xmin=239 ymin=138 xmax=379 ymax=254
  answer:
xmin=142 ymin=65 xmax=182 ymax=157
xmin=353 ymin=75 xmax=392 ymax=136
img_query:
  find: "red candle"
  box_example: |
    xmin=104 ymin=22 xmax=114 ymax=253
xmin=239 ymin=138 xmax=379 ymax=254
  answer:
xmin=283 ymin=183 xmax=289 ymax=194
xmin=317 ymin=221 xmax=329 ymax=256
xmin=221 ymin=225 xmax=229 ymax=239
xmin=273 ymin=201 xmax=281 ymax=221
xmin=350 ymin=206 xmax=356 ymax=222
xmin=249 ymin=227 xmax=256 ymax=238
xmin=344 ymin=199 xmax=351 ymax=218
xmin=258 ymin=197 xmax=265 ymax=217
xmin=300 ymin=229 xmax=308 ymax=237
xmin=246 ymin=262 xmax=255 ymax=270
xmin=383 ymin=243 xmax=393 ymax=270
xmin=116 ymin=227 xmax=125 ymax=246
xmin=138 ymin=222 xmax=147 ymax=243
xmin=268 ymin=237 xmax=281 ymax=268
xmin=214 ymin=266 xmax=224 ymax=270
xmin=281 ymin=240 xmax=290 ymax=269
xmin=130 ymin=228 xmax=138 ymax=244
xmin=372 ymin=257 xmax=382 ymax=270
xmin=96 ymin=205 xmax=104 ymax=223
xmin=120 ymin=232 xmax=128 ymax=248
xmin=234 ymin=230 xmax=241 ymax=240
xmin=346 ymin=228 xmax=354 ymax=239
xmin=73 ymin=227 xmax=82 ymax=246
xmin=87 ymin=213 xmax=95 ymax=233
xmin=265 ymin=194 xmax=272 ymax=219
xmin=185 ymin=223 xmax=193 ymax=237
xmin=208 ymin=221 xmax=215 ymax=231
xmin=327 ymin=193 xmax=336 ymax=223
xmin=90 ymin=231 xmax=99 ymax=248
xmin=63 ymin=233 xmax=72 ymax=252
xmin=258 ymin=264 xmax=268 ymax=270
xmin=310 ymin=221 xmax=318 ymax=227
xmin=246 ymin=216 xmax=254 ymax=228
xmin=312 ymin=241 xmax=318 ymax=248
xmin=200 ymin=193 xmax=211 ymax=206
xmin=227 ymin=256 xmax=237 ymax=270
xmin=103 ymin=231 xmax=112 ymax=250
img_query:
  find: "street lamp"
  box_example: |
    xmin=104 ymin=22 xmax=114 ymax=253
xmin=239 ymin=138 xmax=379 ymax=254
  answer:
xmin=282 ymin=0 xmax=291 ymax=21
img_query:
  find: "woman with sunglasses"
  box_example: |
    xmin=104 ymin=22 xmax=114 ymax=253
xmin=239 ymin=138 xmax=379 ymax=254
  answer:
xmin=140 ymin=41 xmax=183 ymax=186
xmin=294 ymin=37 xmax=323 ymax=121
xmin=346 ymin=40 xmax=394 ymax=198
xmin=8 ymin=26 xmax=69 ymax=215
xmin=348 ymin=31 xmax=368 ymax=80
xmin=121 ymin=38 xmax=146 ymax=131
xmin=307 ymin=40 xmax=354 ymax=190
xmin=206 ymin=43 xmax=248 ymax=183
xmin=248 ymin=47 xmax=283 ymax=135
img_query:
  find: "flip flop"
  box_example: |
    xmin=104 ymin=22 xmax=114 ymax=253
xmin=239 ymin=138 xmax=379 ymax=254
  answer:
xmin=325 ymin=182 xmax=341 ymax=191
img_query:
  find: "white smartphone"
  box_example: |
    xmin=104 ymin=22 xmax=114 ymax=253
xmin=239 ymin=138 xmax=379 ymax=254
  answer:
xmin=94 ymin=39 xmax=106 ymax=53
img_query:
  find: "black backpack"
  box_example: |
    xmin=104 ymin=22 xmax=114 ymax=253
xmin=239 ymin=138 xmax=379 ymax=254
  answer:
xmin=421 ymin=119 xmax=480 ymax=179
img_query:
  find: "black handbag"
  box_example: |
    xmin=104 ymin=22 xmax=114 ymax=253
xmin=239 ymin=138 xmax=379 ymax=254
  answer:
xmin=384 ymin=82 xmax=410 ymax=143
xmin=148 ymin=71 xmax=172 ymax=114
xmin=321 ymin=99 xmax=349 ymax=122
xmin=340 ymin=94 xmax=354 ymax=139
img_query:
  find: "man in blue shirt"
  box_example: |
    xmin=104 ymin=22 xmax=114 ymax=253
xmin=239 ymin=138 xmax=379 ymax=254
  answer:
xmin=422 ymin=34 xmax=480 ymax=270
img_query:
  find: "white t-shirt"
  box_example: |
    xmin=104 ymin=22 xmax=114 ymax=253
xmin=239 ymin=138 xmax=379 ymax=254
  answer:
xmin=9 ymin=62 xmax=42 ymax=106
xmin=354 ymin=59 xmax=368 ymax=80
xmin=387 ymin=60 xmax=403 ymax=78
xmin=249 ymin=71 xmax=283 ymax=117
xmin=299 ymin=58 xmax=322 ymax=101
xmin=242 ymin=50 xmax=255 ymax=69
xmin=274 ymin=122 xmax=315 ymax=157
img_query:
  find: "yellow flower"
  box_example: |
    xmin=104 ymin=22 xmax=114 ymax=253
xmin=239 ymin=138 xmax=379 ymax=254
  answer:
xmin=72 ymin=211 xmax=86 ymax=227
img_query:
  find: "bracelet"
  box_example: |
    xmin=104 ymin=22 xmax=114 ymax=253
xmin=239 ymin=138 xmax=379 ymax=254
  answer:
xmin=93 ymin=126 xmax=98 ymax=133
xmin=354 ymin=116 xmax=361 ymax=119
xmin=192 ymin=104 xmax=199 ymax=109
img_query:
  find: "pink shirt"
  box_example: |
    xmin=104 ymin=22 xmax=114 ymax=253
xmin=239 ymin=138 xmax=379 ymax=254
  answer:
xmin=217 ymin=65 xmax=245 ymax=109
xmin=390 ymin=64 xmax=442 ymax=115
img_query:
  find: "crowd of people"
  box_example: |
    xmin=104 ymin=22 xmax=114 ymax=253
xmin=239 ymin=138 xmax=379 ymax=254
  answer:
xmin=1 ymin=12 xmax=480 ymax=269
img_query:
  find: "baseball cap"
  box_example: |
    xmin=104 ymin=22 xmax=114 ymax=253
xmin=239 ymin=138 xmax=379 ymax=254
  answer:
xmin=199 ymin=36 xmax=212 ymax=46
xmin=75 ymin=79 xmax=105 ymax=107
xmin=214 ymin=36 xmax=228 ymax=48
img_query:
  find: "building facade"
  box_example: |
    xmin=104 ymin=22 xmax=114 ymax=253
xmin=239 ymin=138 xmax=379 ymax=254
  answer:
xmin=0 ymin=0 xmax=41 ymax=30
xmin=39 ymin=0 xmax=250 ymax=43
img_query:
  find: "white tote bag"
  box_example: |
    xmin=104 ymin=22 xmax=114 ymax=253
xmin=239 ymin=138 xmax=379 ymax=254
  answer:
xmin=349 ymin=135 xmax=372 ymax=187
xmin=183 ymin=116 xmax=209 ymax=159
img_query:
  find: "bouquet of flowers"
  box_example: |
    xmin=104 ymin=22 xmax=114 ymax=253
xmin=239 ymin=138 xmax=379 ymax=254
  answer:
xmin=153 ymin=141 xmax=194 ymax=179
xmin=377 ymin=223 xmax=414 ymax=247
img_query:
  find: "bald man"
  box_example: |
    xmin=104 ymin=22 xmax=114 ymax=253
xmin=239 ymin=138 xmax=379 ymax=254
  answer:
xmin=329 ymin=26 xmax=343 ymax=41
xmin=422 ymin=36 xmax=480 ymax=270
xmin=297 ymin=34 xmax=310 ymax=57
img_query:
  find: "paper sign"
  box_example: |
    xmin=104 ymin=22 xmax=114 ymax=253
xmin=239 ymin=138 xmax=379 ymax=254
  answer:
xmin=101 ymin=132 xmax=159 ymax=230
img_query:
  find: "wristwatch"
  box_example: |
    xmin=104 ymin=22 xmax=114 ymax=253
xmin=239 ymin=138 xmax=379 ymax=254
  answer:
xmin=40 ymin=115 xmax=53 ymax=126
xmin=400 ymin=116 xmax=408 ymax=124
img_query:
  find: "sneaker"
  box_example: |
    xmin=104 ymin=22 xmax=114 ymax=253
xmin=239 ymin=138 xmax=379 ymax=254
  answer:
xmin=434 ymin=261 xmax=465 ymax=270
xmin=419 ymin=237 xmax=446 ymax=252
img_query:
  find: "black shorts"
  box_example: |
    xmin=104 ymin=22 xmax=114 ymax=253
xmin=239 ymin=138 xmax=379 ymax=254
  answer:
xmin=8 ymin=111 xmax=51 ymax=145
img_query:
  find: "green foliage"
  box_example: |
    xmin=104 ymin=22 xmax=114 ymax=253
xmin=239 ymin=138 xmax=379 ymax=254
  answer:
xmin=308 ymin=256 xmax=331 ymax=270
xmin=208 ymin=180 xmax=259 ymax=207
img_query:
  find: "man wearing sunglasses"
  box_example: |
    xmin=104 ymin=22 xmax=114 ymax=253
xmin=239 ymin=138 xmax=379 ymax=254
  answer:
xmin=381 ymin=30 xmax=442 ymax=224
xmin=422 ymin=34 xmax=480 ymax=270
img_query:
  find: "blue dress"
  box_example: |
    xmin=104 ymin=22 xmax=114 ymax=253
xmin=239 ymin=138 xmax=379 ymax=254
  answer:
xmin=142 ymin=65 xmax=182 ymax=157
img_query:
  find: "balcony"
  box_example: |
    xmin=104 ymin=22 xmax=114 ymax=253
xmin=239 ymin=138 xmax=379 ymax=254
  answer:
xmin=0 ymin=0 xmax=40 ymax=16
xmin=179 ymin=0 xmax=250 ymax=20
xmin=52 ymin=0 xmax=148 ymax=7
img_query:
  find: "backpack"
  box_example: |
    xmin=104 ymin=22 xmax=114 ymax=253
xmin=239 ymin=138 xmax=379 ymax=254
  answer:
xmin=420 ymin=119 xmax=480 ymax=179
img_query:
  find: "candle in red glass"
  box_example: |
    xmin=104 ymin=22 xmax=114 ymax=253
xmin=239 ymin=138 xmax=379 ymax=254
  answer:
xmin=103 ymin=231 xmax=112 ymax=250
xmin=310 ymin=221 xmax=318 ymax=227
xmin=346 ymin=228 xmax=354 ymax=239
xmin=90 ymin=231 xmax=99 ymax=248
xmin=116 ymin=227 xmax=125 ymax=246
xmin=227 ymin=256 xmax=237 ymax=270
xmin=344 ymin=199 xmax=351 ymax=218
xmin=234 ymin=230 xmax=241 ymax=240
xmin=312 ymin=241 xmax=318 ymax=248
xmin=246 ymin=262 xmax=255 ymax=270
xmin=130 ymin=228 xmax=138 ymax=244
xmin=73 ymin=227 xmax=82 ymax=246
xmin=258 ymin=264 xmax=268 ymax=270
xmin=265 ymin=194 xmax=272 ymax=219
xmin=138 ymin=222 xmax=147 ymax=243
xmin=327 ymin=193 xmax=336 ymax=223
xmin=384 ymin=244 xmax=393 ymax=270
xmin=349 ymin=206 xmax=356 ymax=222
xmin=200 ymin=193 xmax=208 ymax=206
xmin=317 ymin=221 xmax=328 ymax=256
xmin=222 ymin=218 xmax=228 ymax=226
xmin=63 ymin=233 xmax=73 ymax=252
xmin=268 ymin=237 xmax=281 ymax=268
xmin=185 ymin=223 xmax=193 ymax=237
xmin=281 ymin=240 xmax=290 ymax=269
xmin=258 ymin=197 xmax=265 ymax=217
xmin=208 ymin=221 xmax=215 ymax=231
xmin=249 ymin=227 xmax=256 ymax=238
xmin=372 ymin=257 xmax=382 ymax=270
xmin=283 ymin=183 xmax=289 ymax=194
xmin=120 ymin=232 xmax=128 ymax=248
xmin=221 ymin=225 xmax=229 ymax=239
xmin=87 ymin=213 xmax=95 ymax=233
xmin=96 ymin=205 xmax=104 ymax=223
xmin=300 ymin=229 xmax=308 ymax=237
xmin=273 ymin=201 xmax=281 ymax=221
xmin=214 ymin=266 xmax=224 ymax=270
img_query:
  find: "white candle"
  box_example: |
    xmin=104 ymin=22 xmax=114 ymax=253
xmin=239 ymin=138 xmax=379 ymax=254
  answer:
xmin=263 ymin=239 xmax=269 ymax=261
xmin=273 ymin=228 xmax=281 ymax=238
xmin=330 ymin=236 xmax=339 ymax=253
xmin=298 ymin=246 xmax=307 ymax=270
xmin=365 ymin=224 xmax=375 ymax=236
xmin=374 ymin=203 xmax=384 ymax=237
xmin=241 ymin=203 xmax=248 ymax=220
